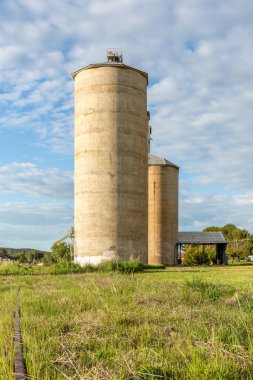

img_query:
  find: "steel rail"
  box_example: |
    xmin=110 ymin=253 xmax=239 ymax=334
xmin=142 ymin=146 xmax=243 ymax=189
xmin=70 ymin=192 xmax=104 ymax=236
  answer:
xmin=14 ymin=289 xmax=27 ymax=380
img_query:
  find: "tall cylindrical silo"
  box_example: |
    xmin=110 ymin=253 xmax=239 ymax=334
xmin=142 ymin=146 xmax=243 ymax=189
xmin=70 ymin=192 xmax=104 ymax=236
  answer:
xmin=148 ymin=154 xmax=179 ymax=265
xmin=72 ymin=59 xmax=149 ymax=264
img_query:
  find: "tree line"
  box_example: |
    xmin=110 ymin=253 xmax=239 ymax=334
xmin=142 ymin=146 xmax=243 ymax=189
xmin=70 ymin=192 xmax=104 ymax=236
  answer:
xmin=2 ymin=224 xmax=253 ymax=266
xmin=204 ymin=224 xmax=253 ymax=261
xmin=0 ymin=242 xmax=71 ymax=265
xmin=183 ymin=224 xmax=253 ymax=265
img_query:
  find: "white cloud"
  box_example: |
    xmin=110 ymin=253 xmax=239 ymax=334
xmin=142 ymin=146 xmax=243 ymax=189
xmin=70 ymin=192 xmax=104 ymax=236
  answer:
xmin=0 ymin=163 xmax=73 ymax=198
xmin=1 ymin=0 xmax=253 ymax=244
xmin=180 ymin=190 xmax=253 ymax=232
xmin=0 ymin=201 xmax=73 ymax=250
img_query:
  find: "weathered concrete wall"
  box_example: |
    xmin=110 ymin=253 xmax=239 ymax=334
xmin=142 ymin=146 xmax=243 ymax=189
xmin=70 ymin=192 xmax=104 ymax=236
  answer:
xmin=73 ymin=65 xmax=148 ymax=264
xmin=148 ymin=164 xmax=178 ymax=265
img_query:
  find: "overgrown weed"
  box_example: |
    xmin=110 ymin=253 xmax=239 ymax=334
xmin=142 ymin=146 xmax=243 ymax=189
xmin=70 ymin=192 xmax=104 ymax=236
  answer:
xmin=183 ymin=277 xmax=235 ymax=301
xmin=1 ymin=268 xmax=253 ymax=379
xmin=0 ymin=259 xmax=145 ymax=276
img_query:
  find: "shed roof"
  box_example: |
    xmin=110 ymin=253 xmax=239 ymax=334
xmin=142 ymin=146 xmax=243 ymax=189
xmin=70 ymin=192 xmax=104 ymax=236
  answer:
xmin=178 ymin=232 xmax=226 ymax=244
xmin=149 ymin=153 xmax=179 ymax=169
xmin=71 ymin=62 xmax=148 ymax=83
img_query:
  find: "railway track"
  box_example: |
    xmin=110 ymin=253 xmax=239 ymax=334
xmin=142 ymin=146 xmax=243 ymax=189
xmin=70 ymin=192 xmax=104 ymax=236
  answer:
xmin=14 ymin=289 xmax=27 ymax=380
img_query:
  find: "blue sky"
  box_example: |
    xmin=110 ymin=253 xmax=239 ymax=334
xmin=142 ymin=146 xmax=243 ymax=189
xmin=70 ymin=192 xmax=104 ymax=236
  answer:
xmin=1 ymin=0 xmax=253 ymax=250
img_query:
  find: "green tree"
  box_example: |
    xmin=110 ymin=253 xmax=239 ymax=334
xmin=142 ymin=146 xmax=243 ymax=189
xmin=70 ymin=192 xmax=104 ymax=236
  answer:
xmin=0 ymin=248 xmax=8 ymax=259
xmin=204 ymin=226 xmax=221 ymax=232
xmin=26 ymin=249 xmax=45 ymax=264
xmin=51 ymin=242 xmax=71 ymax=262
xmin=183 ymin=245 xmax=216 ymax=266
xmin=14 ymin=252 xmax=27 ymax=263
xmin=42 ymin=252 xmax=57 ymax=266
xmin=204 ymin=224 xmax=250 ymax=241
xmin=229 ymin=250 xmax=238 ymax=263
xmin=14 ymin=249 xmax=46 ymax=264
xmin=238 ymin=238 xmax=253 ymax=260
xmin=203 ymin=224 xmax=251 ymax=261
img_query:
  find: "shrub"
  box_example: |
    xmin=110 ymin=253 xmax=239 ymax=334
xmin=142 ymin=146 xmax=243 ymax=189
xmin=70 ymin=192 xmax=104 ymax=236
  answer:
xmin=49 ymin=259 xmax=144 ymax=275
xmin=97 ymin=260 xmax=118 ymax=272
xmin=183 ymin=245 xmax=216 ymax=266
xmin=117 ymin=259 xmax=144 ymax=274
xmin=51 ymin=242 xmax=72 ymax=262
xmin=42 ymin=253 xmax=57 ymax=266
xmin=50 ymin=261 xmax=84 ymax=274
xmin=97 ymin=259 xmax=144 ymax=274
xmin=0 ymin=259 xmax=145 ymax=276
xmin=0 ymin=262 xmax=30 ymax=275
xmin=142 ymin=264 xmax=166 ymax=270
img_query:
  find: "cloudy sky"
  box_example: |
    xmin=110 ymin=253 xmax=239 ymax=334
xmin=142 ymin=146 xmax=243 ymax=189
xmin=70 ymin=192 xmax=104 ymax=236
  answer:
xmin=1 ymin=0 xmax=253 ymax=250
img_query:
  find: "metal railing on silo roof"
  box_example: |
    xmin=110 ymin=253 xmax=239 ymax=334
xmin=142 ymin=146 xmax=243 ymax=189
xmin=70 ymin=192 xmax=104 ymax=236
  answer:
xmin=107 ymin=49 xmax=123 ymax=62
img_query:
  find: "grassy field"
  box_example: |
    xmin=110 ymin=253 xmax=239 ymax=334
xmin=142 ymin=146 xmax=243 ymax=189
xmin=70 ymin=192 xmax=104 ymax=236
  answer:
xmin=0 ymin=276 xmax=18 ymax=379
xmin=1 ymin=266 xmax=253 ymax=379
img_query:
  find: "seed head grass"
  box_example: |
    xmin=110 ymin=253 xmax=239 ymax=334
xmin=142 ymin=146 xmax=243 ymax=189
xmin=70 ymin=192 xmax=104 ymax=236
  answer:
xmin=0 ymin=266 xmax=253 ymax=378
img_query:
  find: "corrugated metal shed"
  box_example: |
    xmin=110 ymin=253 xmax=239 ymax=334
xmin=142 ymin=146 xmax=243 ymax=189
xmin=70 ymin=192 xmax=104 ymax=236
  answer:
xmin=178 ymin=232 xmax=226 ymax=244
xmin=148 ymin=153 xmax=179 ymax=168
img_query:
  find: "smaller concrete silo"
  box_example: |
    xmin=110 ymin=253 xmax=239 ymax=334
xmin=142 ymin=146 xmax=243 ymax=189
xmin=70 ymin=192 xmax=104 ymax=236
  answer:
xmin=148 ymin=154 xmax=179 ymax=265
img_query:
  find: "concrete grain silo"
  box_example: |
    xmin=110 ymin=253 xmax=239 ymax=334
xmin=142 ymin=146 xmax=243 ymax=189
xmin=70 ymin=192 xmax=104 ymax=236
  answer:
xmin=148 ymin=154 xmax=179 ymax=265
xmin=72 ymin=51 xmax=149 ymax=265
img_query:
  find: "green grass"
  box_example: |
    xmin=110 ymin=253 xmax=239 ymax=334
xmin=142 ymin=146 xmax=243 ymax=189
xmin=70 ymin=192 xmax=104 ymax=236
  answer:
xmin=0 ymin=259 xmax=144 ymax=276
xmin=1 ymin=266 xmax=253 ymax=379
xmin=0 ymin=276 xmax=20 ymax=379
xmin=228 ymin=261 xmax=253 ymax=266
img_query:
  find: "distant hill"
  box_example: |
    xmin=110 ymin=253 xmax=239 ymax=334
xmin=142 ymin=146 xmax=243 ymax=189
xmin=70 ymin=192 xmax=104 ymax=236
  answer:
xmin=0 ymin=247 xmax=49 ymax=259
